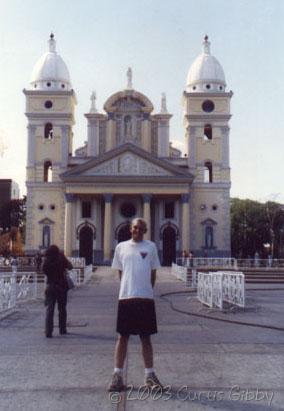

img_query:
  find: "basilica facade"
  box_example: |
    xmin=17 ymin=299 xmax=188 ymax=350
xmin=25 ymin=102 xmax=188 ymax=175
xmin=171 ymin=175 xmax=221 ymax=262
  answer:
xmin=24 ymin=34 xmax=233 ymax=265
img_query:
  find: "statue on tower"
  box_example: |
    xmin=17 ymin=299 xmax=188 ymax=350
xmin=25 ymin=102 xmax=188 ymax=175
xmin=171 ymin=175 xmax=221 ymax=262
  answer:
xmin=160 ymin=92 xmax=168 ymax=113
xmin=90 ymin=91 xmax=98 ymax=113
xmin=126 ymin=67 xmax=133 ymax=90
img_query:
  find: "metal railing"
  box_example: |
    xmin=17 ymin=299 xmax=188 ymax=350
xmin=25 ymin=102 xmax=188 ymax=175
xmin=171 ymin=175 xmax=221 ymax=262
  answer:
xmin=83 ymin=265 xmax=93 ymax=284
xmin=0 ymin=272 xmax=37 ymax=313
xmin=197 ymin=271 xmax=245 ymax=309
xmin=176 ymin=257 xmax=284 ymax=270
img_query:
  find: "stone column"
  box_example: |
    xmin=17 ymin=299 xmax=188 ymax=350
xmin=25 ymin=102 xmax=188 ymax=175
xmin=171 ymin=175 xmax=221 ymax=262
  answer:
xmin=27 ymin=125 xmax=36 ymax=167
xmin=61 ymin=126 xmax=69 ymax=167
xmin=181 ymin=194 xmax=190 ymax=252
xmin=143 ymin=194 xmax=152 ymax=240
xmin=103 ymin=193 xmax=113 ymax=262
xmin=106 ymin=115 xmax=115 ymax=151
xmin=64 ymin=193 xmax=75 ymax=257
xmin=142 ymin=115 xmax=151 ymax=151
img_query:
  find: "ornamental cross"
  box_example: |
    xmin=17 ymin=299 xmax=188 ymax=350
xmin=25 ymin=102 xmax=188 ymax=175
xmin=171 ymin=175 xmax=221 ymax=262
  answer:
xmin=161 ymin=92 xmax=168 ymax=113
xmin=126 ymin=67 xmax=133 ymax=89
xmin=90 ymin=91 xmax=98 ymax=113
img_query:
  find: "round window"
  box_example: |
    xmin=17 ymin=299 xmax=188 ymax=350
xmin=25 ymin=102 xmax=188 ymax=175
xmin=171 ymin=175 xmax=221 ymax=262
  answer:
xmin=50 ymin=204 xmax=56 ymax=210
xmin=206 ymin=84 xmax=211 ymax=90
xmin=44 ymin=100 xmax=53 ymax=109
xmin=46 ymin=82 xmax=51 ymax=87
xmin=38 ymin=204 xmax=44 ymax=210
xmin=202 ymin=100 xmax=215 ymax=113
xmin=212 ymin=204 xmax=218 ymax=211
xmin=120 ymin=202 xmax=136 ymax=218
xmin=200 ymin=204 xmax=206 ymax=211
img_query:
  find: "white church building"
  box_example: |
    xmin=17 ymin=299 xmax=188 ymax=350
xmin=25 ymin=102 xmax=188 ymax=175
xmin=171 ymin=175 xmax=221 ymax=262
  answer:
xmin=24 ymin=34 xmax=233 ymax=265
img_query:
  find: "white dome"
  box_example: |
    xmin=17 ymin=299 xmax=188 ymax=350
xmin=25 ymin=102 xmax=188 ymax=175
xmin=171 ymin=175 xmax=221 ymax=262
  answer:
xmin=30 ymin=34 xmax=71 ymax=91
xmin=186 ymin=36 xmax=226 ymax=93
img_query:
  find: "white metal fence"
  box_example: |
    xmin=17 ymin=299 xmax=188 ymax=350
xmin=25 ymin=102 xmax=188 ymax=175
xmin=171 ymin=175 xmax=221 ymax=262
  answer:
xmin=0 ymin=272 xmax=37 ymax=313
xmin=83 ymin=265 xmax=93 ymax=284
xmin=197 ymin=271 xmax=245 ymax=309
xmin=176 ymin=257 xmax=284 ymax=269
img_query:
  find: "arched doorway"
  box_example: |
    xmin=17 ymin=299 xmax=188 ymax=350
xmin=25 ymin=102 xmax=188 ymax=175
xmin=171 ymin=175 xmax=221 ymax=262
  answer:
xmin=79 ymin=226 xmax=93 ymax=265
xmin=117 ymin=223 xmax=131 ymax=243
xmin=162 ymin=226 xmax=176 ymax=266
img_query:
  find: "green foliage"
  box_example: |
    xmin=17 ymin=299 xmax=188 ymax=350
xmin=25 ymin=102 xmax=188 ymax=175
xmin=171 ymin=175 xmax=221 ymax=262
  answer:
xmin=231 ymin=198 xmax=284 ymax=258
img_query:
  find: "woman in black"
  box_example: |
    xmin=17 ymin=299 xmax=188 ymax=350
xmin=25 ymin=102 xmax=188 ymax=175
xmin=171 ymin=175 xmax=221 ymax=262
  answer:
xmin=43 ymin=245 xmax=73 ymax=338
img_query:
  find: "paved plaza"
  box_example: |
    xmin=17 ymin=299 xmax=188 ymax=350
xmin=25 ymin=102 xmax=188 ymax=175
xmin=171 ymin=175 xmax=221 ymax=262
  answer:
xmin=0 ymin=267 xmax=284 ymax=411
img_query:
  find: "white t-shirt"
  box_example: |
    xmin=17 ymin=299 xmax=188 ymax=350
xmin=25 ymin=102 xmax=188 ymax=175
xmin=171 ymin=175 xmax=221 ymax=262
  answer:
xmin=112 ymin=239 xmax=161 ymax=300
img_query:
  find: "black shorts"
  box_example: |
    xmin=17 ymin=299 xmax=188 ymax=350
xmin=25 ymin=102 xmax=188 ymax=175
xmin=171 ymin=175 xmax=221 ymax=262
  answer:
xmin=116 ymin=298 xmax=157 ymax=336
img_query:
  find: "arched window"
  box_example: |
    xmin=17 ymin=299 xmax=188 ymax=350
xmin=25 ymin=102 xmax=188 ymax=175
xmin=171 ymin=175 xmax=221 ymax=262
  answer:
xmin=124 ymin=115 xmax=132 ymax=138
xmin=44 ymin=123 xmax=53 ymax=139
xmin=204 ymin=124 xmax=212 ymax=140
xmin=44 ymin=161 xmax=52 ymax=182
xmin=204 ymin=161 xmax=213 ymax=183
xmin=205 ymin=226 xmax=214 ymax=248
xmin=42 ymin=225 xmax=50 ymax=248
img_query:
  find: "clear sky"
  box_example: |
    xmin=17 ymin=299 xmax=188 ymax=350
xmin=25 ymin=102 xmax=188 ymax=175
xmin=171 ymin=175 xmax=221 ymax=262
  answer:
xmin=0 ymin=0 xmax=283 ymax=203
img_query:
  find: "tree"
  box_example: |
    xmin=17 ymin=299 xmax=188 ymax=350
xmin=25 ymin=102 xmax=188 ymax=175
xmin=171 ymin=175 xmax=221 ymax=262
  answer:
xmin=0 ymin=196 xmax=26 ymax=233
xmin=231 ymin=198 xmax=284 ymax=258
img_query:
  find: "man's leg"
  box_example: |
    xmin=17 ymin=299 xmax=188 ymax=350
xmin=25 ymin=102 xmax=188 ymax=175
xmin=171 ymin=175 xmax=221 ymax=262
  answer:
xmin=109 ymin=334 xmax=129 ymax=391
xmin=140 ymin=335 xmax=163 ymax=388
xmin=114 ymin=334 xmax=129 ymax=368
xmin=140 ymin=335 xmax=153 ymax=368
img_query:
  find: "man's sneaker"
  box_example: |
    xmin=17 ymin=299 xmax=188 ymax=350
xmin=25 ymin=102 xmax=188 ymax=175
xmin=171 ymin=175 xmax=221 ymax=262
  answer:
xmin=144 ymin=372 xmax=163 ymax=389
xmin=108 ymin=372 xmax=126 ymax=392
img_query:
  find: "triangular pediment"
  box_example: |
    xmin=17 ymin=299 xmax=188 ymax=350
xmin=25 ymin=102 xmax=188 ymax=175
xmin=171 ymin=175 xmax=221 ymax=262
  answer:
xmin=38 ymin=218 xmax=55 ymax=225
xmin=83 ymin=152 xmax=174 ymax=177
xmin=61 ymin=143 xmax=194 ymax=181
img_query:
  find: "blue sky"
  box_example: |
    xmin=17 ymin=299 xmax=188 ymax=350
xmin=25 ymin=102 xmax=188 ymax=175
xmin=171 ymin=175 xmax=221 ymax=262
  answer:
xmin=0 ymin=0 xmax=283 ymax=203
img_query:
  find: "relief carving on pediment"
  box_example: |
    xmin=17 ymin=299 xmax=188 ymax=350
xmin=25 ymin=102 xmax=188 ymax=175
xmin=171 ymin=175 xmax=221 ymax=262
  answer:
xmin=83 ymin=153 xmax=172 ymax=176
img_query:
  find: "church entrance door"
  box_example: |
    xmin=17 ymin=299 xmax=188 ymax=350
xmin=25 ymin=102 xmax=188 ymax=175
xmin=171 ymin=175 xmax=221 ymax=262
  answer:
xmin=162 ymin=226 xmax=176 ymax=266
xmin=118 ymin=223 xmax=131 ymax=243
xmin=79 ymin=226 xmax=93 ymax=265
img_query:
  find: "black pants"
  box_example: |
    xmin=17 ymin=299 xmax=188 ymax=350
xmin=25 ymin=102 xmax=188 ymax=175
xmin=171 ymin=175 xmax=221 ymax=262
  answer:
xmin=45 ymin=284 xmax=68 ymax=335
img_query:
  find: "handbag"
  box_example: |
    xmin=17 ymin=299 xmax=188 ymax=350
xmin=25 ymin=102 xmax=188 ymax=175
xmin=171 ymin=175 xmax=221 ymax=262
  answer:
xmin=65 ymin=270 xmax=75 ymax=290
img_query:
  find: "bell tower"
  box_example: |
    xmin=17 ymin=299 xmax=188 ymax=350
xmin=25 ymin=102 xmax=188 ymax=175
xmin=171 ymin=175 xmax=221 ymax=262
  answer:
xmin=183 ymin=36 xmax=233 ymax=256
xmin=24 ymin=34 xmax=76 ymax=253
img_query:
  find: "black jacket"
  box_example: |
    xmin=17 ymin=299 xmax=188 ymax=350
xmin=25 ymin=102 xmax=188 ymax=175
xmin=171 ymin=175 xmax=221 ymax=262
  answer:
xmin=43 ymin=254 xmax=73 ymax=289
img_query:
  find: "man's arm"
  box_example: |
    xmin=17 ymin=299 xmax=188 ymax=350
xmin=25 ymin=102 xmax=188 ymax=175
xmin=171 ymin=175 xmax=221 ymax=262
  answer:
xmin=151 ymin=270 xmax=156 ymax=288
xmin=118 ymin=270 xmax=122 ymax=281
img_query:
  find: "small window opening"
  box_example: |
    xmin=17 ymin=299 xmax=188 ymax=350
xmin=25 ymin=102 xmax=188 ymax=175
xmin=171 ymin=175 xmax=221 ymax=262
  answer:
xmin=204 ymin=124 xmax=212 ymax=140
xmin=204 ymin=161 xmax=213 ymax=183
xmin=44 ymin=123 xmax=53 ymax=139
xmin=82 ymin=201 xmax=91 ymax=218
xmin=44 ymin=161 xmax=52 ymax=182
xmin=165 ymin=201 xmax=175 ymax=219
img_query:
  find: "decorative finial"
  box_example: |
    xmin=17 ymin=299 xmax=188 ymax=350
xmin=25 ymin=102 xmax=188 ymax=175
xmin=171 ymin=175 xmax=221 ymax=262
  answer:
xmin=126 ymin=67 xmax=133 ymax=90
xmin=90 ymin=91 xmax=98 ymax=113
xmin=48 ymin=33 xmax=56 ymax=53
xmin=160 ymin=92 xmax=168 ymax=113
xmin=202 ymin=34 xmax=211 ymax=54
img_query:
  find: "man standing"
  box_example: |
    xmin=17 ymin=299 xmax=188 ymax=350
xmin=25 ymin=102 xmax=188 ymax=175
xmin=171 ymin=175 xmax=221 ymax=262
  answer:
xmin=108 ymin=218 xmax=162 ymax=392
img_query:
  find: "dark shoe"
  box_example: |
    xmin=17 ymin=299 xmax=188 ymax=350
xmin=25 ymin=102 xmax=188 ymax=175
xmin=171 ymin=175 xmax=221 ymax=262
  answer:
xmin=144 ymin=372 xmax=163 ymax=389
xmin=60 ymin=330 xmax=67 ymax=335
xmin=108 ymin=373 xmax=126 ymax=392
xmin=46 ymin=333 xmax=53 ymax=338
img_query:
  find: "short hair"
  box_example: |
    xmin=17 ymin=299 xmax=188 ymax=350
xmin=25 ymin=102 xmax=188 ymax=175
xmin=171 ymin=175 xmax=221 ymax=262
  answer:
xmin=131 ymin=217 xmax=147 ymax=231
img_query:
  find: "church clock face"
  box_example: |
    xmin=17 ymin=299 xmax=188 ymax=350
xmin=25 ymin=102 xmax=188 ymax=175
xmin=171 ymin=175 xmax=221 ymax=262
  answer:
xmin=202 ymin=100 xmax=215 ymax=113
